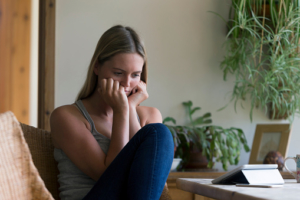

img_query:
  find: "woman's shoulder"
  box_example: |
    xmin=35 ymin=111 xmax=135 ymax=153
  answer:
xmin=51 ymin=104 xmax=79 ymax=121
xmin=50 ymin=104 xmax=91 ymax=148
xmin=50 ymin=104 xmax=91 ymax=133
xmin=136 ymin=106 xmax=162 ymax=125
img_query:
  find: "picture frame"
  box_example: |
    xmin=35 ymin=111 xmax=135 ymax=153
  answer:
xmin=249 ymin=124 xmax=291 ymax=164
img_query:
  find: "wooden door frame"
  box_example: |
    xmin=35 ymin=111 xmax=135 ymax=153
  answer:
xmin=38 ymin=0 xmax=55 ymax=131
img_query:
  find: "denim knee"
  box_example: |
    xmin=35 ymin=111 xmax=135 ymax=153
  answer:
xmin=143 ymin=123 xmax=174 ymax=153
xmin=143 ymin=123 xmax=172 ymax=138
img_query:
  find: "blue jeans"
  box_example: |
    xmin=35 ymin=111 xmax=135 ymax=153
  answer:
xmin=82 ymin=123 xmax=174 ymax=200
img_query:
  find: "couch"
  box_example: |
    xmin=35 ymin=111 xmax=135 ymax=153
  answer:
xmin=0 ymin=111 xmax=172 ymax=200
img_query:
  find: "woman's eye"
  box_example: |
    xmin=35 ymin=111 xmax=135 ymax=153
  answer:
xmin=132 ymin=74 xmax=140 ymax=78
xmin=114 ymin=72 xmax=122 ymax=76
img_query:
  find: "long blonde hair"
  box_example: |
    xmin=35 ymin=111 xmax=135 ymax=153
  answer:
xmin=76 ymin=25 xmax=148 ymax=101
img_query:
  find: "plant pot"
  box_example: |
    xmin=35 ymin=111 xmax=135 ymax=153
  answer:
xmin=184 ymin=150 xmax=208 ymax=169
xmin=251 ymin=4 xmax=279 ymax=30
xmin=251 ymin=4 xmax=277 ymax=18
xmin=268 ymin=89 xmax=290 ymax=120
xmin=268 ymin=103 xmax=289 ymax=120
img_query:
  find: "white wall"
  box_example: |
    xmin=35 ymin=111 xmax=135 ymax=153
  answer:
xmin=55 ymin=0 xmax=299 ymax=171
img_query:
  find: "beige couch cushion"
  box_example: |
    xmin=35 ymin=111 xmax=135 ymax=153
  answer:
xmin=0 ymin=111 xmax=54 ymax=200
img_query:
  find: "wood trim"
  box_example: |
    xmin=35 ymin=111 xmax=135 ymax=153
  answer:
xmin=0 ymin=0 xmax=31 ymax=124
xmin=38 ymin=0 xmax=55 ymax=131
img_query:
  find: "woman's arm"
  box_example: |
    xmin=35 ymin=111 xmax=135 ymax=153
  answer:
xmin=105 ymin=108 xmax=129 ymax=165
xmin=129 ymin=105 xmax=163 ymax=139
xmin=51 ymin=106 xmax=109 ymax=181
xmin=51 ymin=79 xmax=130 ymax=181
xmin=129 ymin=105 xmax=141 ymax=139
xmin=98 ymin=78 xmax=130 ymax=167
xmin=51 ymin=107 xmax=129 ymax=182
xmin=137 ymin=106 xmax=162 ymax=126
xmin=128 ymin=81 xmax=148 ymax=139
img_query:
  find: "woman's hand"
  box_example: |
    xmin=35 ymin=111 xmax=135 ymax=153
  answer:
xmin=99 ymin=78 xmax=129 ymax=112
xmin=128 ymin=81 xmax=149 ymax=108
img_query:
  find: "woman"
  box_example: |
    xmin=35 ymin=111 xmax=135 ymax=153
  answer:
xmin=50 ymin=25 xmax=174 ymax=200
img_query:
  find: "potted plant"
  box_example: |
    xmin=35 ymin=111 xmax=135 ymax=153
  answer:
xmin=163 ymin=101 xmax=250 ymax=171
xmin=214 ymin=0 xmax=300 ymax=121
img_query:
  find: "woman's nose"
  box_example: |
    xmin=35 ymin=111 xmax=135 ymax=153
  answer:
xmin=120 ymin=76 xmax=130 ymax=87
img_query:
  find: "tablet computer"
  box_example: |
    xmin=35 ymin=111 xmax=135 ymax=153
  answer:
xmin=212 ymin=164 xmax=278 ymax=184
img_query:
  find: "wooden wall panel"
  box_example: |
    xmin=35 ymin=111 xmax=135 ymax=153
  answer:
xmin=38 ymin=0 xmax=55 ymax=131
xmin=0 ymin=0 xmax=12 ymax=113
xmin=0 ymin=0 xmax=31 ymax=124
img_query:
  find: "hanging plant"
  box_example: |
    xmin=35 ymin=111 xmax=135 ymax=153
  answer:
xmin=214 ymin=0 xmax=300 ymax=121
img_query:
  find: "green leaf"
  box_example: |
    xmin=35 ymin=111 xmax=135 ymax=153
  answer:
xmin=229 ymin=156 xmax=235 ymax=165
xmin=202 ymin=112 xmax=211 ymax=119
xmin=191 ymin=107 xmax=201 ymax=115
xmin=243 ymin=144 xmax=250 ymax=152
xmin=163 ymin=117 xmax=176 ymax=124
xmin=222 ymin=162 xmax=228 ymax=171
xmin=210 ymin=134 xmax=217 ymax=157
xmin=203 ymin=119 xmax=212 ymax=124
xmin=193 ymin=116 xmax=203 ymax=125
xmin=234 ymin=156 xmax=239 ymax=165
xmin=182 ymin=101 xmax=192 ymax=108
xmin=207 ymin=161 xmax=214 ymax=169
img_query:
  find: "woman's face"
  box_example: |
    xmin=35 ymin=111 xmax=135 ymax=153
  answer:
xmin=94 ymin=53 xmax=144 ymax=96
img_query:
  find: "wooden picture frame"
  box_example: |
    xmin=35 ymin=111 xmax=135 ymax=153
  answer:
xmin=249 ymin=124 xmax=291 ymax=164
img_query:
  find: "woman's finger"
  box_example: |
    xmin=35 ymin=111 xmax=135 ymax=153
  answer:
xmin=100 ymin=79 xmax=107 ymax=94
xmin=131 ymin=86 xmax=137 ymax=94
xmin=138 ymin=81 xmax=145 ymax=88
xmin=113 ymin=80 xmax=119 ymax=92
xmin=106 ymin=78 xmax=114 ymax=93
xmin=119 ymin=85 xmax=125 ymax=93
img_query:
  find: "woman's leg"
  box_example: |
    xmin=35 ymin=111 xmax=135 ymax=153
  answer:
xmin=82 ymin=123 xmax=174 ymax=200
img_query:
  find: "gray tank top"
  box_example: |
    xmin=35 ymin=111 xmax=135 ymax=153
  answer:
xmin=54 ymin=100 xmax=138 ymax=200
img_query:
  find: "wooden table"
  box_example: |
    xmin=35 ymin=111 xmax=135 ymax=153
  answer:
xmin=167 ymin=172 xmax=294 ymax=200
xmin=167 ymin=172 xmax=224 ymax=200
xmin=176 ymin=178 xmax=300 ymax=200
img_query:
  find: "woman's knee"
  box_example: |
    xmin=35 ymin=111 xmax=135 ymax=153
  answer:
xmin=143 ymin=123 xmax=173 ymax=146
xmin=143 ymin=123 xmax=169 ymax=135
xmin=143 ymin=123 xmax=167 ymax=131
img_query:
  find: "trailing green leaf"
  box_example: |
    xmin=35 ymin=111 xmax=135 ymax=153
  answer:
xmin=212 ymin=0 xmax=300 ymax=123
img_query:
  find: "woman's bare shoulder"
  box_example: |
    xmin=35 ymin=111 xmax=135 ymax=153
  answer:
xmin=136 ymin=106 xmax=162 ymax=126
xmin=51 ymin=104 xmax=82 ymax=124
xmin=50 ymin=104 xmax=91 ymax=148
